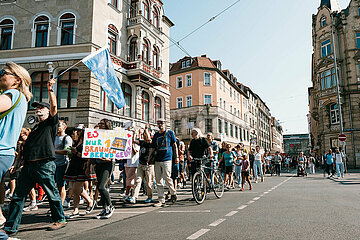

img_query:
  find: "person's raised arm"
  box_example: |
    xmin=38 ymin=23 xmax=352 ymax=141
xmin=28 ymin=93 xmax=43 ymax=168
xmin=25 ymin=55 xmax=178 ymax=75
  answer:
xmin=0 ymin=94 xmax=12 ymax=113
xmin=48 ymin=79 xmax=57 ymax=117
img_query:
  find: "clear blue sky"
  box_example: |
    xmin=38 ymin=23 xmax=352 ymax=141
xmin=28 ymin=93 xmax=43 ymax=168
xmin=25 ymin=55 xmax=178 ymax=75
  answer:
xmin=164 ymin=0 xmax=350 ymax=135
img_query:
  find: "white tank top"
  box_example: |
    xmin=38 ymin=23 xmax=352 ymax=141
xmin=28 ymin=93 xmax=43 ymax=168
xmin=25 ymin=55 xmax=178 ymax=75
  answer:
xmin=254 ymin=152 xmax=262 ymax=161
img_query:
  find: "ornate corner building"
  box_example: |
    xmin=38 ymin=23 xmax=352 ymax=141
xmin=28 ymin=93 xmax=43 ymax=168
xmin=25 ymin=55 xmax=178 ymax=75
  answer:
xmin=0 ymin=0 xmax=173 ymax=129
xmin=309 ymin=0 xmax=360 ymax=167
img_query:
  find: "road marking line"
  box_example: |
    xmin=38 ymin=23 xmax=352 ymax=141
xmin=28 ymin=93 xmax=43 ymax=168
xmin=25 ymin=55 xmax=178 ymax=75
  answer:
xmin=264 ymin=191 xmax=269 ymax=194
xmin=253 ymin=197 xmax=260 ymax=201
xmin=158 ymin=210 xmax=211 ymax=213
xmin=259 ymin=194 xmax=264 ymax=197
xmin=238 ymin=205 xmax=247 ymax=210
xmin=209 ymin=218 xmax=226 ymax=227
xmin=187 ymin=229 xmax=210 ymax=240
xmin=247 ymin=200 xmax=255 ymax=204
xmin=114 ymin=211 xmax=147 ymax=214
xmin=225 ymin=211 xmax=238 ymax=216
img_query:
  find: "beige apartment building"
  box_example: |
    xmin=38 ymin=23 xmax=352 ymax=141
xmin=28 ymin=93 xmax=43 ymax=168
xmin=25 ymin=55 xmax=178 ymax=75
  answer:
xmin=169 ymin=55 xmax=252 ymax=147
xmin=271 ymin=117 xmax=284 ymax=153
xmin=256 ymin=96 xmax=272 ymax=152
xmin=309 ymin=0 xmax=360 ymax=167
xmin=0 ymin=0 xmax=173 ymax=129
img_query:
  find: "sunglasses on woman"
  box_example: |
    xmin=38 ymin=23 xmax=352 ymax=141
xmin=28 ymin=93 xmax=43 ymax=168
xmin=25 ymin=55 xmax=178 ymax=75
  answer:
xmin=0 ymin=69 xmax=17 ymax=77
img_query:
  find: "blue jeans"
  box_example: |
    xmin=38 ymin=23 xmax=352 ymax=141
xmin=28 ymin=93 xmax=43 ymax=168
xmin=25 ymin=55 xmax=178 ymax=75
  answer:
xmin=235 ymin=165 xmax=242 ymax=186
xmin=55 ymin=163 xmax=68 ymax=188
xmin=253 ymin=161 xmax=263 ymax=179
xmin=4 ymin=160 xmax=65 ymax=233
xmin=336 ymin=162 xmax=344 ymax=177
xmin=0 ymin=156 xmax=13 ymax=239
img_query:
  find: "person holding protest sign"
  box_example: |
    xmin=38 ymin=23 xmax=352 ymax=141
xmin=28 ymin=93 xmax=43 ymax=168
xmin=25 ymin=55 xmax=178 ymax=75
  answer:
xmin=148 ymin=118 xmax=178 ymax=207
xmin=93 ymin=119 xmax=115 ymax=219
xmin=4 ymin=78 xmax=67 ymax=236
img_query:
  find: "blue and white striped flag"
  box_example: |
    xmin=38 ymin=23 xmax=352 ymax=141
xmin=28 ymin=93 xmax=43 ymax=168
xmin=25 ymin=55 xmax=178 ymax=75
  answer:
xmin=82 ymin=47 xmax=125 ymax=109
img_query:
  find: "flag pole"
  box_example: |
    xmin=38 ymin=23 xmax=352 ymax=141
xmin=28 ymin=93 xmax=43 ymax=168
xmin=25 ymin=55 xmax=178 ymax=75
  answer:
xmin=54 ymin=60 xmax=83 ymax=80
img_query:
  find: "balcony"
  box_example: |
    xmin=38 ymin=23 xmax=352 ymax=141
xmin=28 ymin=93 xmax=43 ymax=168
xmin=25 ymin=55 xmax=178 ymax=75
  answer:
xmin=127 ymin=15 xmax=163 ymax=41
xmin=126 ymin=59 xmax=164 ymax=86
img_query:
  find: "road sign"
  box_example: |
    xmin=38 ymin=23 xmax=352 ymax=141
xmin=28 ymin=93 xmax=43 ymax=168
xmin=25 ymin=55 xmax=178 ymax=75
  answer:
xmin=338 ymin=134 xmax=346 ymax=142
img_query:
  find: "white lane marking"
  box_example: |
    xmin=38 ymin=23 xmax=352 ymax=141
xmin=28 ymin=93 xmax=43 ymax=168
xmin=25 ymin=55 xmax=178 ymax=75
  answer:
xmin=114 ymin=211 xmax=146 ymax=214
xmin=237 ymin=205 xmax=247 ymax=210
xmin=225 ymin=211 xmax=238 ymax=217
xmin=209 ymin=218 xmax=226 ymax=227
xmin=247 ymin=200 xmax=255 ymax=204
xmin=158 ymin=210 xmax=211 ymax=213
xmin=259 ymin=194 xmax=264 ymax=197
xmin=253 ymin=197 xmax=260 ymax=201
xmin=187 ymin=229 xmax=210 ymax=240
xmin=264 ymin=191 xmax=269 ymax=194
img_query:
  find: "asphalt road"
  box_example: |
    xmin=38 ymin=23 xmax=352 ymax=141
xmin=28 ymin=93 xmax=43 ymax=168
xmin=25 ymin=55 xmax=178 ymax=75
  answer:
xmin=12 ymin=171 xmax=360 ymax=240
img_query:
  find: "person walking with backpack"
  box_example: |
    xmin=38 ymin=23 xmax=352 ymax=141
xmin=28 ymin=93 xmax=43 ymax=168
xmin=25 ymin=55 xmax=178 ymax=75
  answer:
xmin=54 ymin=120 xmax=72 ymax=205
xmin=334 ymin=148 xmax=345 ymax=179
xmin=147 ymin=118 xmax=178 ymax=207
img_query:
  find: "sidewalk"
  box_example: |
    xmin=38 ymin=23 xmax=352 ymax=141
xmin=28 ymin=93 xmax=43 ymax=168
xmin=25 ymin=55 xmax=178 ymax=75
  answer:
xmin=6 ymin=182 xmax=193 ymax=240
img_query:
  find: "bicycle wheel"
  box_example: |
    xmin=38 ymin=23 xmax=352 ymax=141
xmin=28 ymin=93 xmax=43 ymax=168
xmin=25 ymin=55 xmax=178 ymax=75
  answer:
xmin=192 ymin=171 xmax=206 ymax=204
xmin=212 ymin=170 xmax=224 ymax=198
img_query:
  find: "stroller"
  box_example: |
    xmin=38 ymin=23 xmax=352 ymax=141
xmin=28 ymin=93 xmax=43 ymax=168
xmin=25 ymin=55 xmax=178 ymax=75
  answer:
xmin=297 ymin=160 xmax=307 ymax=177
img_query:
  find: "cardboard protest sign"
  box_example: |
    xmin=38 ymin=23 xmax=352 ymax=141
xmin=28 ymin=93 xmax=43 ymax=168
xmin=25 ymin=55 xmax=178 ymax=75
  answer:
xmin=82 ymin=128 xmax=133 ymax=159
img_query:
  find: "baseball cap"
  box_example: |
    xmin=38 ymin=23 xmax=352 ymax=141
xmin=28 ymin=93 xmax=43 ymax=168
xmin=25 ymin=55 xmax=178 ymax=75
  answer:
xmin=31 ymin=102 xmax=50 ymax=109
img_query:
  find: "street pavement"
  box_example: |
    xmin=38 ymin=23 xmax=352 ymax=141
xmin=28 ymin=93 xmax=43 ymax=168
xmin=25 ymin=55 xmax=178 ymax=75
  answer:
xmin=9 ymin=170 xmax=360 ymax=240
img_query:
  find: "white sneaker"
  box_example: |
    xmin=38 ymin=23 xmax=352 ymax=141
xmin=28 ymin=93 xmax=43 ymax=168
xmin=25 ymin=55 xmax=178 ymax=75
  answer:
xmin=79 ymin=198 xmax=84 ymax=205
xmin=129 ymin=197 xmax=136 ymax=204
xmin=23 ymin=204 xmax=38 ymax=212
xmin=63 ymin=199 xmax=71 ymax=208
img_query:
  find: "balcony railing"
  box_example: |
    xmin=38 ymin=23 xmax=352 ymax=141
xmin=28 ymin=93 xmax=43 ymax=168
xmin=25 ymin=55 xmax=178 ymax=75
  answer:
xmin=127 ymin=15 xmax=162 ymax=36
xmin=127 ymin=59 xmax=162 ymax=79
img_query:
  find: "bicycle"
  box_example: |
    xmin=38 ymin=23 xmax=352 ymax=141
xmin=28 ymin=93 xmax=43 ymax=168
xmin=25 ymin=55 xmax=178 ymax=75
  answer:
xmin=191 ymin=157 xmax=224 ymax=204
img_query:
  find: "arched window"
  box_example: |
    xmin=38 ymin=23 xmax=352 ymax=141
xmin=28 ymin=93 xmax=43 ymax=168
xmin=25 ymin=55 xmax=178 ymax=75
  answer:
xmin=60 ymin=13 xmax=75 ymax=45
xmin=130 ymin=0 xmax=137 ymax=18
xmin=142 ymin=39 xmax=150 ymax=64
xmin=100 ymin=88 xmax=114 ymax=112
xmin=108 ymin=24 xmax=118 ymax=55
xmin=153 ymin=45 xmax=159 ymax=69
xmin=321 ymin=16 xmax=326 ymax=27
xmin=0 ymin=19 xmax=14 ymax=50
xmin=57 ymin=69 xmax=78 ymax=108
xmin=30 ymin=71 xmax=50 ymax=108
xmin=34 ymin=15 xmax=49 ymax=47
xmin=153 ymin=6 xmax=160 ymax=28
xmin=330 ymin=103 xmax=339 ymax=124
xmin=121 ymin=83 xmax=132 ymax=117
xmin=142 ymin=91 xmax=150 ymax=122
xmin=129 ymin=37 xmax=138 ymax=61
xmin=143 ymin=0 xmax=150 ymax=20
xmin=154 ymin=97 xmax=161 ymax=121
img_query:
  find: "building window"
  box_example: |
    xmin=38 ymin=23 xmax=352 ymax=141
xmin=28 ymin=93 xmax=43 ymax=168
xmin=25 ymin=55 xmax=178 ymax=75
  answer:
xmin=142 ymin=91 xmax=150 ymax=122
xmin=57 ymin=69 xmax=78 ymax=108
xmin=108 ymin=24 xmax=118 ymax=55
xmin=177 ymin=97 xmax=183 ymax=109
xmin=223 ymin=80 xmax=225 ymax=92
xmin=223 ymin=100 xmax=226 ymax=110
xmin=143 ymin=0 xmax=150 ymax=20
xmin=30 ymin=71 xmax=50 ymax=108
xmin=230 ymin=88 xmax=232 ymax=98
xmin=153 ymin=46 xmax=160 ymax=69
xmin=176 ymin=76 xmax=183 ymax=88
xmin=320 ymin=68 xmax=336 ymax=90
xmin=110 ymin=0 xmax=118 ymax=8
xmin=230 ymin=105 xmax=232 ymax=113
xmin=181 ymin=59 xmax=191 ymax=68
xmin=0 ymin=19 xmax=14 ymax=50
xmin=154 ymin=97 xmax=161 ymax=122
xmin=129 ymin=37 xmax=138 ymax=61
xmin=219 ymin=98 xmax=222 ymax=108
xmin=142 ymin=39 xmax=150 ymax=64
xmin=188 ymin=117 xmax=197 ymax=134
xmin=100 ymin=88 xmax=114 ymax=112
xmin=330 ymin=103 xmax=340 ymax=124
xmin=321 ymin=16 xmax=326 ymax=27
xmin=121 ymin=83 xmax=132 ymax=117
xmin=204 ymin=95 xmax=212 ymax=105
xmin=218 ymin=119 xmax=222 ymax=133
xmin=130 ymin=0 xmax=137 ymax=18
xmin=59 ymin=13 xmax=75 ymax=45
xmin=247 ymin=131 xmax=249 ymax=141
xmin=235 ymin=126 xmax=238 ymax=139
xmin=34 ymin=15 xmax=49 ymax=47
xmin=224 ymin=121 xmax=228 ymax=136
xmin=205 ymin=119 xmax=212 ymax=133
xmin=321 ymin=39 xmax=331 ymax=57
xmin=174 ymin=120 xmax=181 ymax=135
xmin=186 ymin=96 xmax=192 ymax=107
xmin=356 ymin=32 xmax=360 ymax=49
xmin=230 ymin=123 xmax=233 ymax=137
xmin=153 ymin=6 xmax=160 ymax=28
xmin=186 ymin=74 xmax=192 ymax=87
xmin=204 ymin=73 xmax=211 ymax=86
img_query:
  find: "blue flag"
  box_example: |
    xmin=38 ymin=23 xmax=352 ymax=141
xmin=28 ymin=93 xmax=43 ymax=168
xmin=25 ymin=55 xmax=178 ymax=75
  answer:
xmin=82 ymin=47 xmax=125 ymax=109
